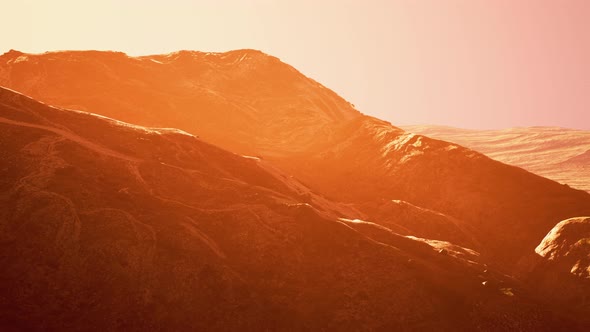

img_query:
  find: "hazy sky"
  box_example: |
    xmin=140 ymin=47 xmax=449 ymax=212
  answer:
xmin=2 ymin=0 xmax=589 ymax=129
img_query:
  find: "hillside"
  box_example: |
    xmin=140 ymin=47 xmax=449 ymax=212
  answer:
xmin=2 ymin=50 xmax=590 ymax=270
xmin=0 ymin=49 xmax=361 ymax=157
xmin=2 ymin=87 xmax=580 ymax=330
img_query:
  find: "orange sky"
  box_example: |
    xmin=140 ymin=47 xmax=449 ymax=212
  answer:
xmin=2 ymin=0 xmax=590 ymax=129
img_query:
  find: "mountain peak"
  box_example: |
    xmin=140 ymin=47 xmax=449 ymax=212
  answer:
xmin=2 ymin=49 xmax=24 ymax=57
xmin=148 ymin=48 xmax=279 ymax=69
xmin=0 ymin=48 xmax=361 ymax=156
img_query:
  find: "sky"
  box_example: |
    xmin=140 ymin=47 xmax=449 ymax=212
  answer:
xmin=2 ymin=0 xmax=589 ymax=129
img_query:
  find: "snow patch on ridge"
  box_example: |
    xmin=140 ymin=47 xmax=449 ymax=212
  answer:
xmin=70 ymin=110 xmax=196 ymax=137
xmin=338 ymin=218 xmax=370 ymax=224
xmin=13 ymin=55 xmax=29 ymax=64
xmin=383 ymin=133 xmax=416 ymax=152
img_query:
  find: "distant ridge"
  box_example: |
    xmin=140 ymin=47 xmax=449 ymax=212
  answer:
xmin=403 ymin=125 xmax=590 ymax=192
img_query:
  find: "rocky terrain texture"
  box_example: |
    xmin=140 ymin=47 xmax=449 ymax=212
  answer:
xmin=1 ymin=87 xmax=577 ymax=331
xmin=1 ymin=49 xmax=590 ymax=330
xmin=522 ymin=217 xmax=590 ymax=328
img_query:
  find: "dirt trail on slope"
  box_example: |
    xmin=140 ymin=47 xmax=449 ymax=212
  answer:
xmin=0 ymin=116 xmax=141 ymax=162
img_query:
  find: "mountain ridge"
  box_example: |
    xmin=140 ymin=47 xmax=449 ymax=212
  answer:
xmin=403 ymin=124 xmax=590 ymax=192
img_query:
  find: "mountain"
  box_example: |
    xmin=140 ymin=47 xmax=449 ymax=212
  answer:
xmin=0 ymin=49 xmax=360 ymax=157
xmin=403 ymin=125 xmax=590 ymax=192
xmin=2 ymin=50 xmax=590 ymax=271
xmin=2 ymin=86 xmax=580 ymax=331
xmin=3 ymin=49 xmax=590 ymax=329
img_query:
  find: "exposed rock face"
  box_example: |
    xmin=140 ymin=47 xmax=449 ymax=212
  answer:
xmin=521 ymin=217 xmax=590 ymax=328
xmin=536 ymin=217 xmax=590 ymax=279
xmin=0 ymin=87 xmax=580 ymax=331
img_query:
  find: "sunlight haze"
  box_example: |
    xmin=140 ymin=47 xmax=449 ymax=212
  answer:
xmin=2 ymin=0 xmax=589 ymax=129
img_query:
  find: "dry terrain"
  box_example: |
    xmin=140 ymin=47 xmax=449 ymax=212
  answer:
xmin=1 ymin=49 xmax=590 ymax=331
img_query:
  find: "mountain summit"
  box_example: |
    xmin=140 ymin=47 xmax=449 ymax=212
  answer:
xmin=0 ymin=49 xmax=360 ymax=156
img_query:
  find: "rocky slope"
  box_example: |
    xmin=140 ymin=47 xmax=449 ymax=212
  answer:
xmin=2 ymin=50 xmax=590 ymax=271
xmin=403 ymin=125 xmax=590 ymax=192
xmin=0 ymin=49 xmax=361 ymax=157
xmin=2 ymin=87 xmax=580 ymax=331
xmin=278 ymin=116 xmax=590 ymax=269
